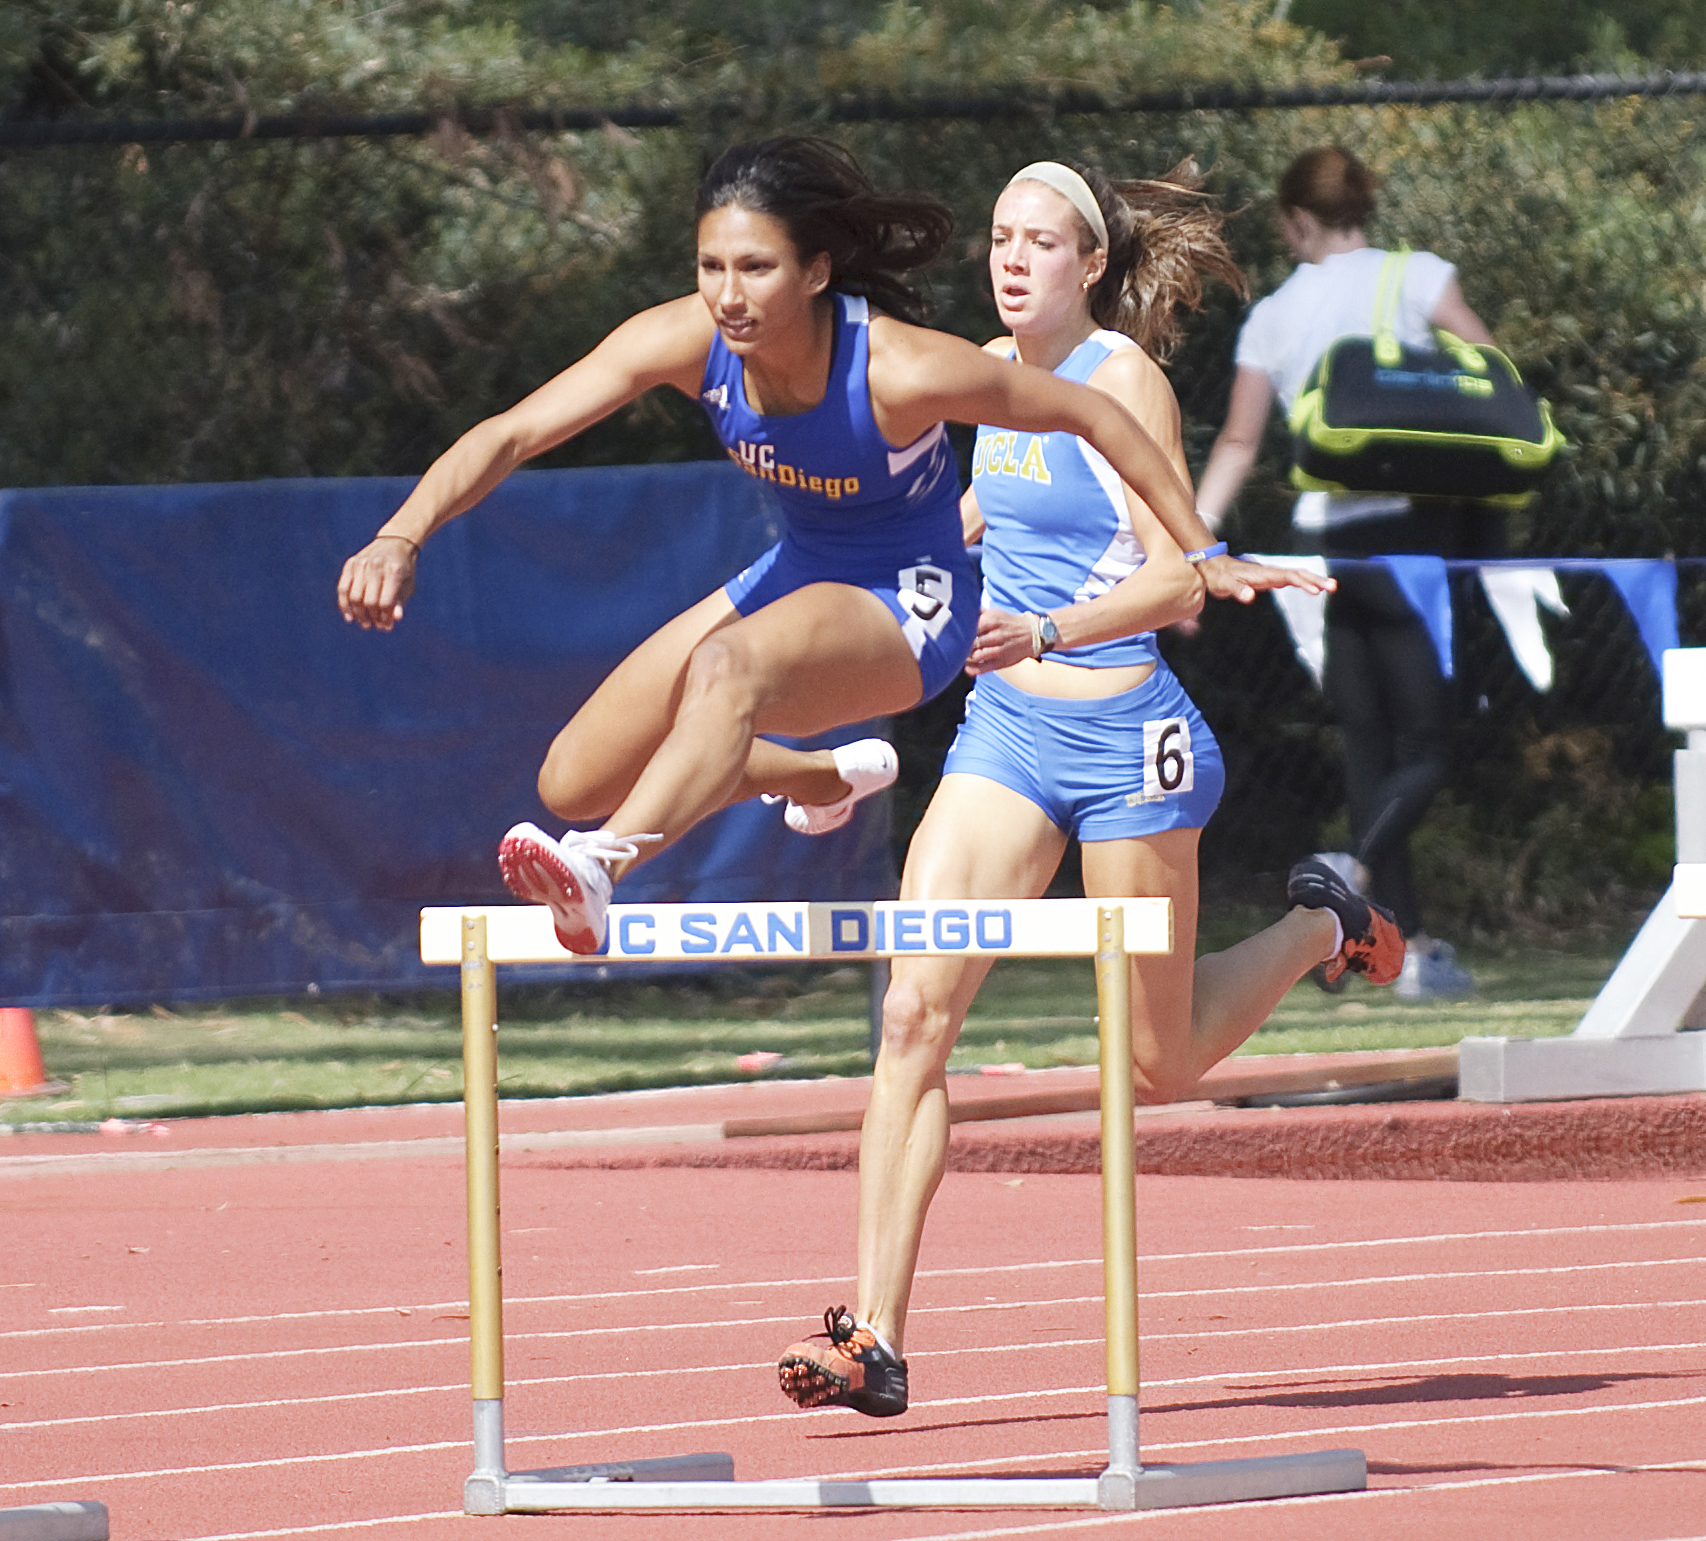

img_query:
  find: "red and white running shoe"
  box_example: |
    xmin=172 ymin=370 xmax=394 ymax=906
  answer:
xmin=496 ymin=824 xmax=651 ymax=954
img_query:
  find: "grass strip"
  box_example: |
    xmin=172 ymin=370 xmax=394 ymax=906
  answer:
xmin=1 ymin=926 xmax=1630 ymax=1128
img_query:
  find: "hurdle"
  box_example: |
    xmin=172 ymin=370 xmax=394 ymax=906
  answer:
xmin=1461 ymin=647 xmax=1706 ymax=1101
xmin=421 ymin=896 xmax=1367 ymax=1512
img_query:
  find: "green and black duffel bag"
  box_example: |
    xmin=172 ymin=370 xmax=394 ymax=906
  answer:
xmin=1288 ymin=251 xmax=1562 ymax=506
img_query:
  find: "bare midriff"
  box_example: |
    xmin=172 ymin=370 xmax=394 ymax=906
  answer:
xmin=995 ymin=657 xmax=1156 ymax=698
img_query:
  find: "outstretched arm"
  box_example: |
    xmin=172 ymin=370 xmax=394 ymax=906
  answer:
xmin=868 ymin=321 xmax=1331 ymax=602
xmin=337 ymin=296 xmax=714 ymax=630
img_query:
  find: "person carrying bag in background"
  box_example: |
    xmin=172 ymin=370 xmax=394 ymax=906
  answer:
xmin=1196 ymin=144 xmax=1507 ymax=1002
xmin=1288 ymin=248 xmax=1560 ymax=505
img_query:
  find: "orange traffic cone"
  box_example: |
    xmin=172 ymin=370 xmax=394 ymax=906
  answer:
xmin=0 ymin=1007 xmax=62 ymax=1096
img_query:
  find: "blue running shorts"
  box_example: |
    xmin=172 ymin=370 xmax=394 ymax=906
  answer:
xmin=725 ymin=539 xmax=978 ymax=705
xmin=942 ymin=663 xmax=1225 ymax=841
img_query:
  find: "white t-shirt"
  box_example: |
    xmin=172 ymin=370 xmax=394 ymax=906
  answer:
xmin=1235 ymin=247 xmax=1457 ymax=531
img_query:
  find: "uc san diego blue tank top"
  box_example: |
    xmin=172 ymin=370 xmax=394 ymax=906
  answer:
xmin=698 ymin=291 xmax=964 ymax=578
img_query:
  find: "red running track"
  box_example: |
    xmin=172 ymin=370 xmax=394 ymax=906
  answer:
xmin=6 ymin=1152 xmax=1706 ymax=1540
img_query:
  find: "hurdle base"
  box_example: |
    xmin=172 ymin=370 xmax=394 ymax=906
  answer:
xmin=0 ymin=1503 xmax=109 ymax=1541
xmin=481 ymin=1448 xmax=1365 ymax=1512
xmin=463 ymin=1473 xmax=503 ymax=1517
xmin=467 ymin=1453 xmax=735 ymax=1514
xmin=1458 ymin=1033 xmax=1706 ymax=1103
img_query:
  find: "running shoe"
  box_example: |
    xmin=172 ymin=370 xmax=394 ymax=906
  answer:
xmin=1311 ymin=849 xmax=1371 ymax=896
xmin=780 ymin=740 xmax=899 ymax=836
xmin=1395 ymin=940 xmax=1476 ymax=1002
xmin=497 ymin=823 xmax=647 ymax=954
xmin=777 ymin=1305 xmax=909 ymax=1417
xmin=1286 ymin=857 xmax=1405 ymax=987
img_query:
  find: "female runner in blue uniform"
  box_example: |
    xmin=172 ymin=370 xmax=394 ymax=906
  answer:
xmin=777 ymin=160 xmax=1403 ymax=1417
xmin=337 ymin=138 xmax=1327 ymax=954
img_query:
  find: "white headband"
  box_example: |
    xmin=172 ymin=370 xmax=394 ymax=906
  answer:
xmin=1004 ymin=161 xmax=1109 ymax=251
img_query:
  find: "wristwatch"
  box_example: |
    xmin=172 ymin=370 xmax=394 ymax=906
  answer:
xmin=1033 ymin=613 xmax=1060 ymax=656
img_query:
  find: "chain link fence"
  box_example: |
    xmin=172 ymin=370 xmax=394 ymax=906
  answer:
xmin=5 ymin=76 xmax=1704 ymax=932
xmin=835 ymin=84 xmax=1706 ymax=932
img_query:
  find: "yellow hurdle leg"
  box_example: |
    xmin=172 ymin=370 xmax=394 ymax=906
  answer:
xmin=461 ymin=913 xmax=507 ymax=1513
xmin=1094 ymin=903 xmax=1140 ymax=1507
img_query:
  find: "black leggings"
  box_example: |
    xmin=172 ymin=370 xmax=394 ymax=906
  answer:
xmin=1322 ymin=566 xmax=1451 ymax=937
xmin=1301 ymin=506 xmax=1502 ymax=937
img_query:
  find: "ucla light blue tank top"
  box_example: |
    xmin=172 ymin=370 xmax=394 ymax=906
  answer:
xmin=698 ymin=291 xmax=964 ymax=578
xmin=972 ymin=330 xmax=1157 ymax=669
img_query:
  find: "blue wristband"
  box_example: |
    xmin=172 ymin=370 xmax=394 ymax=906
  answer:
xmin=1182 ymin=541 xmax=1228 ymax=565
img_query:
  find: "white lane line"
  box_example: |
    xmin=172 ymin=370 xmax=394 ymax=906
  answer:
xmin=845 ymin=1460 xmax=1706 ymax=1541
xmin=926 ymin=1216 xmax=1706 ymax=1269
xmin=6 ymin=1245 xmax=1695 ymax=1356
xmin=9 ymin=1215 xmax=1703 ymax=1342
xmin=1137 ymin=1390 xmax=1706 ymax=1457
xmin=178 ymin=1518 xmax=463 ymax=1541
xmin=12 ymin=1251 xmax=1703 ymax=1361
xmin=9 ymin=1383 xmax=1706 ymax=1497
xmin=0 ymin=1337 xmax=460 ymax=1381
xmin=0 ymin=1124 xmax=728 ymax=1177
xmin=148 ymin=1457 xmax=1706 ymax=1541
xmin=1142 ymin=1252 xmax=1705 ymax=1301
xmin=7 ymin=1335 xmax=1703 ymax=1434
xmin=1139 ymin=1295 xmax=1706 ymax=1346
xmin=10 ymin=1294 xmax=1706 ymax=1385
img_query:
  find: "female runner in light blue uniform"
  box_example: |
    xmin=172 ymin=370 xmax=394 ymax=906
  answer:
xmin=779 ymin=160 xmax=1401 ymax=1418
xmin=338 ymin=138 xmax=1325 ymax=954
xmin=951 ymin=325 xmax=1225 ymax=838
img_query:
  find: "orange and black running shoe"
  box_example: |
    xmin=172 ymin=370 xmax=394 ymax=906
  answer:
xmin=1287 ymin=858 xmax=1405 ymax=987
xmin=777 ymin=1305 xmax=908 ymax=1417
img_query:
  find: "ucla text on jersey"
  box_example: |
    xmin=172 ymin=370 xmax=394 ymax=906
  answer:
xmin=972 ymin=431 xmax=1053 ymax=484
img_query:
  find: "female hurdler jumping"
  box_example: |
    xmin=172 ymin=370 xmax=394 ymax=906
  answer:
xmin=775 ymin=160 xmax=1403 ymax=1418
xmin=337 ymin=137 xmax=1328 ymax=955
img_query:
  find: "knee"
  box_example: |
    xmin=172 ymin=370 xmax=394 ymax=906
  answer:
xmin=877 ymin=977 xmax=958 ymax=1073
xmin=1130 ymin=1051 xmax=1197 ymax=1108
xmin=536 ymin=733 xmax=616 ymax=822
xmin=679 ymin=633 xmax=762 ymax=718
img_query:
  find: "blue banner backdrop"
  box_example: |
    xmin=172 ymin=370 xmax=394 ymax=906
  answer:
xmin=0 ymin=465 xmax=896 ymax=1007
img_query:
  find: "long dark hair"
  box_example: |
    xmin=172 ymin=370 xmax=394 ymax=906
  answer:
xmin=695 ymin=137 xmax=954 ymax=324
xmin=1053 ymin=159 xmax=1248 ymax=363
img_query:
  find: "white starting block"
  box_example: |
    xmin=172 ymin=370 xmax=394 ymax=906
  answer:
xmin=1460 ymin=648 xmax=1706 ymax=1101
xmin=423 ymin=896 xmax=1366 ymax=1513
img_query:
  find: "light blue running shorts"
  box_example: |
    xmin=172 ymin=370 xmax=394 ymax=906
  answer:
xmin=941 ymin=663 xmax=1225 ymax=841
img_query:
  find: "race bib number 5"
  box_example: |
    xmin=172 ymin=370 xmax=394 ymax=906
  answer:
xmin=897 ymin=562 xmax=953 ymax=641
xmin=1142 ymin=716 xmax=1194 ymax=797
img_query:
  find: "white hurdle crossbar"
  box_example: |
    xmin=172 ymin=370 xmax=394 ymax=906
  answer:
xmin=422 ymin=897 xmax=1366 ymax=1513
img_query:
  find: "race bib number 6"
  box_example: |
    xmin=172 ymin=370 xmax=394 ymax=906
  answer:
xmin=1142 ymin=716 xmax=1194 ymax=798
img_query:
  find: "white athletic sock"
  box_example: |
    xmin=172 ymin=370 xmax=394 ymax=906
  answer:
xmin=1323 ymin=912 xmax=1344 ymax=964
xmin=856 ymin=1317 xmax=898 ymax=1360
